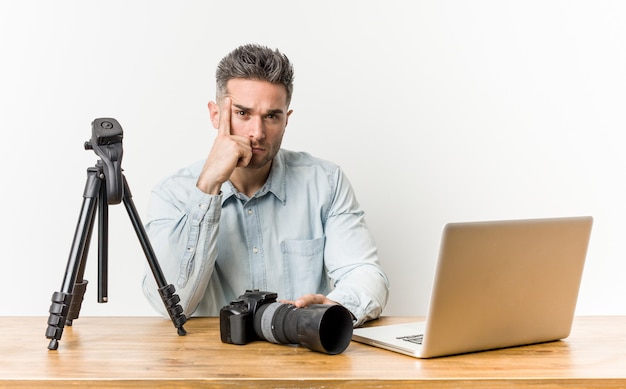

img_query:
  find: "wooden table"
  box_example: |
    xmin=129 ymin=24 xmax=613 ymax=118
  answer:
xmin=1 ymin=316 xmax=625 ymax=388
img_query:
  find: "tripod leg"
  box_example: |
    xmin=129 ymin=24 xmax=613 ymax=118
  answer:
xmin=97 ymin=178 xmax=109 ymax=303
xmin=46 ymin=168 xmax=102 ymax=350
xmin=121 ymin=175 xmax=187 ymax=335
xmin=66 ymin=178 xmax=103 ymax=324
xmin=66 ymin=175 xmax=108 ymax=324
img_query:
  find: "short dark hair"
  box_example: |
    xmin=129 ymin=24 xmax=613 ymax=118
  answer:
xmin=216 ymin=44 xmax=295 ymax=105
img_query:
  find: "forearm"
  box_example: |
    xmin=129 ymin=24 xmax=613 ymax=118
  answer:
xmin=327 ymin=265 xmax=389 ymax=327
xmin=322 ymin=215 xmax=390 ymax=326
xmin=142 ymin=186 xmax=222 ymax=318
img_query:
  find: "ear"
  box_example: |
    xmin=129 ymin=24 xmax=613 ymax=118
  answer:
xmin=208 ymin=101 xmax=220 ymax=129
xmin=285 ymin=109 xmax=293 ymax=127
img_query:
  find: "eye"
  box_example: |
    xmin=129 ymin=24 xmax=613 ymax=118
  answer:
xmin=236 ymin=110 xmax=247 ymax=116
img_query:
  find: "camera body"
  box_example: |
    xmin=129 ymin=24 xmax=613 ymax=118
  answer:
xmin=220 ymin=289 xmax=277 ymax=345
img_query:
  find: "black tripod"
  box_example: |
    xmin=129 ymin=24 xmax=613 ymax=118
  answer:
xmin=45 ymin=118 xmax=187 ymax=350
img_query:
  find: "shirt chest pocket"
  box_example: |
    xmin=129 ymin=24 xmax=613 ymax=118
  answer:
xmin=280 ymin=237 xmax=328 ymax=298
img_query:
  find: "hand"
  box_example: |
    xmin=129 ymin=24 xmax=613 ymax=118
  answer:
xmin=280 ymin=293 xmax=338 ymax=308
xmin=196 ymin=97 xmax=253 ymax=194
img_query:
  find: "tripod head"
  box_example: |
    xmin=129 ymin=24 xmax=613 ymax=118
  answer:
xmin=84 ymin=118 xmax=124 ymax=204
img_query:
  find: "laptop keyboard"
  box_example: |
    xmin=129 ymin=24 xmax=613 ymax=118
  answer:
xmin=397 ymin=334 xmax=424 ymax=345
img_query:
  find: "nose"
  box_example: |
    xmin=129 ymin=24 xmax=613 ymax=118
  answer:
xmin=247 ymin=116 xmax=265 ymax=141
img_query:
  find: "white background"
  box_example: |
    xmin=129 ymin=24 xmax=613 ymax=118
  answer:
xmin=1 ymin=1 xmax=624 ymax=317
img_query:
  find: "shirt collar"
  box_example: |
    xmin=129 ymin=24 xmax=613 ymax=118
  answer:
xmin=220 ymin=149 xmax=287 ymax=205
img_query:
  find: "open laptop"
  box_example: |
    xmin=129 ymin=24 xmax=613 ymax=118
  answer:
xmin=352 ymin=216 xmax=593 ymax=358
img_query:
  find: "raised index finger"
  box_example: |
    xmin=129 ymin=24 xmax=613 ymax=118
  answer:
xmin=218 ymin=96 xmax=232 ymax=136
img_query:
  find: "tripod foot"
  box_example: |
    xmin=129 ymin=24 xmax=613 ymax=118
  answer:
xmin=158 ymin=284 xmax=187 ymax=336
xmin=48 ymin=339 xmax=59 ymax=350
xmin=46 ymin=291 xmax=73 ymax=350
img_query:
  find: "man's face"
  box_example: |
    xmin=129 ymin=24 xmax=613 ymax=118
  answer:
xmin=221 ymin=78 xmax=292 ymax=170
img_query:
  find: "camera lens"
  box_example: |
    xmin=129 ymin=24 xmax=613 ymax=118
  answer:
xmin=253 ymin=302 xmax=353 ymax=354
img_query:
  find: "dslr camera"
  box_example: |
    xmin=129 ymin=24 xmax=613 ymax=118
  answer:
xmin=220 ymin=289 xmax=353 ymax=354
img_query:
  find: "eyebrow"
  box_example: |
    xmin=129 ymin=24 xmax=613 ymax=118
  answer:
xmin=233 ymin=103 xmax=284 ymax=116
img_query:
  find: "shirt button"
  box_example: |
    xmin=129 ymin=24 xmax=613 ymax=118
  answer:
xmin=247 ymin=209 xmax=253 ymax=215
xmin=253 ymin=247 xmax=259 ymax=254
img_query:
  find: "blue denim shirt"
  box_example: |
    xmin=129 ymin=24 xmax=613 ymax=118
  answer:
xmin=142 ymin=149 xmax=389 ymax=326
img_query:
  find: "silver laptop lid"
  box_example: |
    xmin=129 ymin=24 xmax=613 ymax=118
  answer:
xmin=420 ymin=216 xmax=593 ymax=357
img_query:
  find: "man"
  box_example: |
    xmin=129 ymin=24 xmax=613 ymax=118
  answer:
xmin=142 ymin=44 xmax=389 ymax=326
